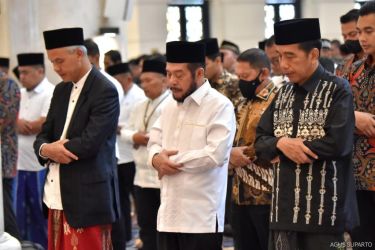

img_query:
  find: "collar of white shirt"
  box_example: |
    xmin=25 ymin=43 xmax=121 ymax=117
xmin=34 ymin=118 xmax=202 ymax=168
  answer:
xmin=73 ymin=67 xmax=92 ymax=89
xmin=185 ymin=79 xmax=210 ymax=106
xmin=124 ymin=83 xmax=138 ymax=96
xmin=32 ymin=77 xmax=50 ymax=94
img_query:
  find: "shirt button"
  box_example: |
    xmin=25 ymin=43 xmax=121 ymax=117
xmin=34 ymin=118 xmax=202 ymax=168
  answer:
xmin=51 ymin=179 xmax=53 ymax=182
xmin=72 ymin=100 xmax=75 ymax=103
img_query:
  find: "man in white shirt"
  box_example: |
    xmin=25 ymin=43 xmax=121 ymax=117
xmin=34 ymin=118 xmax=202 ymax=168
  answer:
xmin=16 ymin=53 xmax=54 ymax=248
xmin=107 ymin=62 xmax=146 ymax=249
xmin=148 ymin=41 xmax=236 ymax=250
xmin=121 ymin=57 xmax=170 ymax=250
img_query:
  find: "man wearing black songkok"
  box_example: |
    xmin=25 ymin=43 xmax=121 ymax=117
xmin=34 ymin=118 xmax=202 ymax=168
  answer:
xmin=255 ymin=18 xmax=358 ymax=250
xmin=148 ymin=41 xmax=236 ymax=250
xmin=34 ymin=27 xmax=120 ymax=249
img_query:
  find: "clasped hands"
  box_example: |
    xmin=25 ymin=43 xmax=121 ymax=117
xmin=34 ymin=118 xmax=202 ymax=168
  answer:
xmin=229 ymin=146 xmax=252 ymax=169
xmin=17 ymin=119 xmax=39 ymax=135
xmin=152 ymin=150 xmax=183 ymax=179
xmin=132 ymin=131 xmax=149 ymax=149
xmin=276 ymin=137 xmax=318 ymax=165
xmin=41 ymin=139 xmax=78 ymax=164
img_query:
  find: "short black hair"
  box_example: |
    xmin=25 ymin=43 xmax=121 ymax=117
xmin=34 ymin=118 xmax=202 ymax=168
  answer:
xmin=129 ymin=54 xmax=148 ymax=66
xmin=83 ymin=39 xmax=100 ymax=56
xmin=187 ymin=62 xmax=205 ymax=76
xmin=206 ymin=52 xmax=221 ymax=61
xmin=298 ymin=39 xmax=322 ymax=54
xmin=104 ymin=50 xmax=122 ymax=63
xmin=237 ymin=48 xmax=271 ymax=71
xmin=340 ymin=9 xmax=359 ymax=24
xmin=265 ymin=35 xmax=276 ymax=48
xmin=359 ymin=1 xmax=375 ymax=16
xmin=31 ymin=64 xmax=45 ymax=70
xmin=331 ymin=39 xmax=341 ymax=47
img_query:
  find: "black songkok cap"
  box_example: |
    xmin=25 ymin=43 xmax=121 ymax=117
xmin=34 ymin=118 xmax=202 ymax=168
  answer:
xmin=142 ymin=59 xmax=166 ymax=75
xmin=106 ymin=63 xmax=131 ymax=76
xmin=220 ymin=40 xmax=240 ymax=55
xmin=199 ymin=38 xmax=219 ymax=56
xmin=17 ymin=53 xmax=44 ymax=66
xmin=166 ymin=41 xmax=205 ymax=63
xmin=43 ymin=27 xmax=84 ymax=50
xmin=258 ymin=39 xmax=267 ymax=51
xmin=274 ymin=18 xmax=321 ymax=45
xmin=0 ymin=57 xmax=10 ymax=67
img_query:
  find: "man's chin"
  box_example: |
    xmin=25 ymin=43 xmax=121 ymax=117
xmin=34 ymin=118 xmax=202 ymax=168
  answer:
xmin=172 ymin=94 xmax=185 ymax=103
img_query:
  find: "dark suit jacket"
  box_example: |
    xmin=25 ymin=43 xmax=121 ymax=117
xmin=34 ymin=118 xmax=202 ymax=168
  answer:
xmin=34 ymin=67 xmax=120 ymax=228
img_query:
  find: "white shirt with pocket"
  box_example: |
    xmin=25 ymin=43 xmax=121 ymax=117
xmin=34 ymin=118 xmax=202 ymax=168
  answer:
xmin=148 ymin=80 xmax=236 ymax=233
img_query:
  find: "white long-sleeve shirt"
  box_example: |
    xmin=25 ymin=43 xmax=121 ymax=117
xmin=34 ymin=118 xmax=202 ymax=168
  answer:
xmin=118 ymin=84 xmax=146 ymax=164
xmin=147 ymin=80 xmax=236 ymax=233
xmin=18 ymin=78 xmax=54 ymax=171
xmin=121 ymin=90 xmax=171 ymax=188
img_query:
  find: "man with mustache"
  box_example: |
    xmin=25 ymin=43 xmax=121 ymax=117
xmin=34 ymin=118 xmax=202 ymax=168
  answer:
xmin=148 ymin=41 xmax=236 ymax=250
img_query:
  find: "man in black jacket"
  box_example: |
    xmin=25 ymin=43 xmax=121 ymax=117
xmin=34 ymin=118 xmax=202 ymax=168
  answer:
xmin=34 ymin=27 xmax=120 ymax=250
xmin=255 ymin=18 xmax=358 ymax=250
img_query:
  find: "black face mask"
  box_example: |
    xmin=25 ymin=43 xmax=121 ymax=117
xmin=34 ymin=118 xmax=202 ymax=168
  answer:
xmin=239 ymin=71 xmax=262 ymax=100
xmin=340 ymin=39 xmax=362 ymax=54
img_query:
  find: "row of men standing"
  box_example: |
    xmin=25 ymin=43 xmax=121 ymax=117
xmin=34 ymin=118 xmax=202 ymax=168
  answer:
xmin=0 ymin=2 xmax=374 ymax=250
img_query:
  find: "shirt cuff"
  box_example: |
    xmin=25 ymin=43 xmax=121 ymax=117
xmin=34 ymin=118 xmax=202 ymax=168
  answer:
xmin=39 ymin=143 xmax=49 ymax=160
xmin=120 ymin=128 xmax=137 ymax=143
xmin=148 ymin=148 xmax=161 ymax=168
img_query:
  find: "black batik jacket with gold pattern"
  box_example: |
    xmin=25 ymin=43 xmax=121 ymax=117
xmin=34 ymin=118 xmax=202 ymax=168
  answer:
xmin=255 ymin=65 xmax=359 ymax=233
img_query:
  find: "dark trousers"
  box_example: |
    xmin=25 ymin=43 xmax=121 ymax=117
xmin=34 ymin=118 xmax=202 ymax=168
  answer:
xmin=134 ymin=186 xmax=160 ymax=250
xmin=157 ymin=232 xmax=223 ymax=250
xmin=16 ymin=170 xmax=47 ymax=249
xmin=232 ymin=203 xmax=270 ymax=250
xmin=112 ymin=162 xmax=136 ymax=250
xmin=3 ymin=177 xmax=21 ymax=241
xmin=225 ymin=175 xmax=233 ymax=229
xmin=350 ymin=190 xmax=375 ymax=248
xmin=269 ymin=231 xmax=344 ymax=250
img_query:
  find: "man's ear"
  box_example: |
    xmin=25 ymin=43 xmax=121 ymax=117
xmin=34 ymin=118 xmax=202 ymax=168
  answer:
xmin=196 ymin=67 xmax=205 ymax=80
xmin=215 ymin=56 xmax=221 ymax=65
xmin=127 ymin=73 xmax=133 ymax=84
xmin=310 ymin=47 xmax=320 ymax=61
xmin=260 ymin=67 xmax=270 ymax=81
